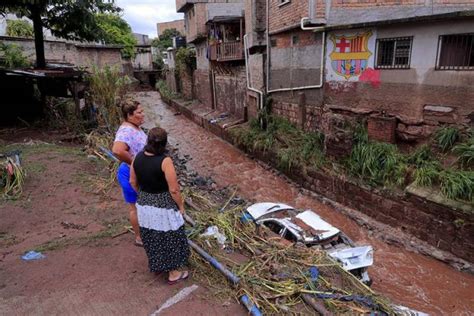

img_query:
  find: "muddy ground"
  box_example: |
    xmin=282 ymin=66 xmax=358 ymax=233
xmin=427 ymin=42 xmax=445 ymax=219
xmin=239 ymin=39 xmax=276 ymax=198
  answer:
xmin=0 ymin=130 xmax=244 ymax=315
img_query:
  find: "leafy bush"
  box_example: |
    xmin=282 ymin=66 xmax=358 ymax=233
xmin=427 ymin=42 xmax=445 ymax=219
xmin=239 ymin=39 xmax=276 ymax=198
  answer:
xmin=96 ymin=13 xmax=137 ymax=59
xmin=156 ymin=80 xmax=179 ymax=100
xmin=175 ymin=47 xmax=196 ymax=73
xmin=434 ymin=126 xmax=460 ymax=152
xmin=453 ymin=136 xmax=474 ymax=168
xmin=6 ymin=19 xmax=34 ymax=38
xmin=0 ymin=43 xmax=30 ymax=68
xmin=88 ymin=66 xmax=130 ymax=133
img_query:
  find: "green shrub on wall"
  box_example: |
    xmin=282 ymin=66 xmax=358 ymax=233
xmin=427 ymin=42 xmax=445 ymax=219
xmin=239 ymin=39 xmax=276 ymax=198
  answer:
xmin=175 ymin=47 xmax=196 ymax=74
xmin=0 ymin=43 xmax=31 ymax=69
xmin=6 ymin=19 xmax=34 ymax=38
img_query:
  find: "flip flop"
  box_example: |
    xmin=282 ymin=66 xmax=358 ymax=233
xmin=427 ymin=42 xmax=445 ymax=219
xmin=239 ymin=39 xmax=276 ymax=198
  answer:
xmin=134 ymin=239 xmax=143 ymax=247
xmin=167 ymin=271 xmax=189 ymax=285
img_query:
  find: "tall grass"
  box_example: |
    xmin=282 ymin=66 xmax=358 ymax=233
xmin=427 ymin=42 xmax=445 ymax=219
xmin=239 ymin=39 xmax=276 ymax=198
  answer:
xmin=230 ymin=115 xmax=325 ymax=171
xmin=434 ymin=126 xmax=460 ymax=152
xmin=453 ymin=136 xmax=474 ymax=168
xmin=88 ymin=66 xmax=130 ymax=133
xmin=439 ymin=169 xmax=474 ymax=202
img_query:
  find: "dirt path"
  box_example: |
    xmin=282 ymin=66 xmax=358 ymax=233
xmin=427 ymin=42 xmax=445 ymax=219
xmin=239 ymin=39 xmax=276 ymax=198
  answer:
xmin=0 ymin=134 xmax=243 ymax=315
xmin=137 ymin=91 xmax=474 ymax=315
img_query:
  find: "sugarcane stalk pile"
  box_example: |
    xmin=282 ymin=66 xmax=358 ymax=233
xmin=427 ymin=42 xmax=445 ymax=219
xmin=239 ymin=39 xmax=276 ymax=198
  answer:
xmin=0 ymin=151 xmax=26 ymax=199
xmin=182 ymin=188 xmax=395 ymax=315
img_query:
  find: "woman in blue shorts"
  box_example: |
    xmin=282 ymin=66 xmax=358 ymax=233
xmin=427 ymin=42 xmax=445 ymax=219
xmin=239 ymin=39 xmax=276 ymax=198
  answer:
xmin=112 ymin=101 xmax=147 ymax=246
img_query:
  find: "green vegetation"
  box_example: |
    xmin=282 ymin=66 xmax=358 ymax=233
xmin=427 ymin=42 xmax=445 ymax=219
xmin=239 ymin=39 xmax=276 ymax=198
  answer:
xmin=434 ymin=126 xmax=460 ymax=152
xmin=6 ymin=19 xmax=33 ymax=37
xmin=151 ymin=28 xmax=183 ymax=52
xmin=453 ymin=136 xmax=474 ymax=168
xmin=96 ymin=13 xmax=137 ymax=59
xmin=175 ymin=47 xmax=196 ymax=73
xmin=0 ymin=43 xmax=30 ymax=68
xmin=1 ymin=0 xmax=121 ymax=67
xmin=156 ymin=80 xmax=179 ymax=100
xmin=88 ymin=66 xmax=131 ymax=133
xmin=231 ymin=115 xmax=325 ymax=171
xmin=348 ymin=142 xmax=407 ymax=187
xmin=439 ymin=169 xmax=474 ymax=202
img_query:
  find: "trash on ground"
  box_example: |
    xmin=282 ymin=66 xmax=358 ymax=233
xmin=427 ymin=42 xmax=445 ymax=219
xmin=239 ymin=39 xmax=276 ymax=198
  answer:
xmin=21 ymin=251 xmax=46 ymax=261
xmin=200 ymin=226 xmax=227 ymax=247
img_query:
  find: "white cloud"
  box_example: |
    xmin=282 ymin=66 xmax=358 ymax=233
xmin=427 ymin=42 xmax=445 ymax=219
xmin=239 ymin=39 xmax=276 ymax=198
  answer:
xmin=115 ymin=0 xmax=183 ymax=38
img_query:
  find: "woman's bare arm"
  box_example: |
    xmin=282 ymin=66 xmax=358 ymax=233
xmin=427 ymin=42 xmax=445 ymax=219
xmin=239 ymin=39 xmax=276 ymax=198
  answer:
xmin=112 ymin=141 xmax=133 ymax=165
xmin=162 ymin=157 xmax=185 ymax=214
xmin=129 ymin=159 xmax=139 ymax=192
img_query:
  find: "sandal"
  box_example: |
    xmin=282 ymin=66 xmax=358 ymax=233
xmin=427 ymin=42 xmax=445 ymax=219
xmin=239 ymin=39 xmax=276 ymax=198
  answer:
xmin=134 ymin=239 xmax=143 ymax=247
xmin=167 ymin=271 xmax=189 ymax=285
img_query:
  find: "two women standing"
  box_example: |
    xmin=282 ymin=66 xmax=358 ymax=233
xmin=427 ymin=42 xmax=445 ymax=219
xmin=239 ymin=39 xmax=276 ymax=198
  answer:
xmin=113 ymin=102 xmax=189 ymax=284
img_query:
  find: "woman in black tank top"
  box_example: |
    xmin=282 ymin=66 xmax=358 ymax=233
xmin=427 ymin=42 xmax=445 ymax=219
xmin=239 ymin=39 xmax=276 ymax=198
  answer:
xmin=130 ymin=127 xmax=190 ymax=285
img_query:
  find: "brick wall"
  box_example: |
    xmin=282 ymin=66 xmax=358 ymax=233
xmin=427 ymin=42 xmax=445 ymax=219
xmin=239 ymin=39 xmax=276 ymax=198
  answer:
xmin=193 ymin=69 xmax=213 ymax=107
xmin=180 ymin=69 xmax=194 ymax=100
xmin=269 ymin=0 xmax=309 ymax=34
xmin=184 ymin=3 xmax=208 ymax=43
xmin=157 ymin=20 xmax=185 ymax=37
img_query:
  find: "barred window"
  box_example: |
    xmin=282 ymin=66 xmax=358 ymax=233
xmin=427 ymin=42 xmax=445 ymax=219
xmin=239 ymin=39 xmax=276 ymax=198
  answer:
xmin=375 ymin=37 xmax=412 ymax=69
xmin=436 ymin=33 xmax=474 ymax=70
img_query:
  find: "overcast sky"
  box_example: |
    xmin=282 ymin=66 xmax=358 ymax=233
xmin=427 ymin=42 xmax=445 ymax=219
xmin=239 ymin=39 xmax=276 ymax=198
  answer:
xmin=115 ymin=0 xmax=183 ymax=39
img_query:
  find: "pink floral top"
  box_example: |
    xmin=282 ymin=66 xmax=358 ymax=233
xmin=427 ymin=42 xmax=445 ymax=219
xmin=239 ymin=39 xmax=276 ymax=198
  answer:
xmin=114 ymin=124 xmax=147 ymax=159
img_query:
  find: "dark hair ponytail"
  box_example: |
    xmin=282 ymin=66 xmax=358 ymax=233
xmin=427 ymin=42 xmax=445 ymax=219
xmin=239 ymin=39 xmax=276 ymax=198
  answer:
xmin=144 ymin=127 xmax=167 ymax=155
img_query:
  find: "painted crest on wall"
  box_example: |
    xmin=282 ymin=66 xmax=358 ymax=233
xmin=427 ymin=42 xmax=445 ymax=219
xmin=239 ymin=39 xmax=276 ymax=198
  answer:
xmin=329 ymin=32 xmax=373 ymax=79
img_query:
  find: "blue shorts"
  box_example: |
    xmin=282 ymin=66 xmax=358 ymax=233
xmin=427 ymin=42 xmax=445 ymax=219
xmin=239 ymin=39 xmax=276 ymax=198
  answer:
xmin=117 ymin=163 xmax=137 ymax=204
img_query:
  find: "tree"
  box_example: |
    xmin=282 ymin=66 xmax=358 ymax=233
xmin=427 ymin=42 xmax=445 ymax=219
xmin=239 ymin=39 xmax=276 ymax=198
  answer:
xmin=96 ymin=13 xmax=137 ymax=59
xmin=6 ymin=19 xmax=34 ymax=37
xmin=0 ymin=0 xmax=121 ymax=68
xmin=152 ymin=28 xmax=183 ymax=52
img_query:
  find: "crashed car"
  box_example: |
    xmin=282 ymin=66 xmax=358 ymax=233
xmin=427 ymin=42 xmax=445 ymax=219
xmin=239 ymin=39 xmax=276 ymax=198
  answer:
xmin=245 ymin=202 xmax=373 ymax=285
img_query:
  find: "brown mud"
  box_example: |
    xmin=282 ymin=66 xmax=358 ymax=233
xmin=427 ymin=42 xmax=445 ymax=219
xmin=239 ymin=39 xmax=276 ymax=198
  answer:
xmin=0 ymin=131 xmax=243 ymax=315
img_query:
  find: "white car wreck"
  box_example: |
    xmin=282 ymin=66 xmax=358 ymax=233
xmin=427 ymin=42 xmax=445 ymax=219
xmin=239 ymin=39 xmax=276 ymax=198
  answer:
xmin=245 ymin=202 xmax=374 ymax=285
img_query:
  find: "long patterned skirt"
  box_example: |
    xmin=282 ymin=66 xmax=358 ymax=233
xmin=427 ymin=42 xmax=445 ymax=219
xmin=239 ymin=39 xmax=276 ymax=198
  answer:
xmin=136 ymin=191 xmax=190 ymax=272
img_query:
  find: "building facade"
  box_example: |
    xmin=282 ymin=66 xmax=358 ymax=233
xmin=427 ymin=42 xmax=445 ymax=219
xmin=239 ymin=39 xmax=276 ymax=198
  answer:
xmin=157 ymin=19 xmax=186 ymax=37
xmin=253 ymin=0 xmax=474 ymax=141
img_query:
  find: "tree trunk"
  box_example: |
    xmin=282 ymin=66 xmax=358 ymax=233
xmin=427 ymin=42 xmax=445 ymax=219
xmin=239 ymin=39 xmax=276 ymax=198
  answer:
xmin=31 ymin=5 xmax=46 ymax=69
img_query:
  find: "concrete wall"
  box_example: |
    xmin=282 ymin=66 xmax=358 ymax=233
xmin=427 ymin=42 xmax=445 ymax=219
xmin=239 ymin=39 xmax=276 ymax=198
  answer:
xmin=269 ymin=30 xmax=323 ymax=90
xmin=0 ymin=36 xmax=123 ymax=70
xmin=184 ymin=3 xmax=208 ymax=43
xmin=324 ymin=19 xmax=474 ymax=128
xmin=132 ymin=47 xmax=153 ymax=70
xmin=157 ymin=19 xmax=186 ymax=37
xmin=214 ymin=66 xmax=247 ymax=119
xmin=245 ymin=0 xmax=267 ymax=49
xmin=195 ymin=42 xmax=209 ymax=70
xmin=327 ymin=0 xmax=474 ymax=25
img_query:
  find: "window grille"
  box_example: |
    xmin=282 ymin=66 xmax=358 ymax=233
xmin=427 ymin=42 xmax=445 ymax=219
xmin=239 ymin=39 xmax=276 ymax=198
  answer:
xmin=436 ymin=33 xmax=474 ymax=70
xmin=375 ymin=37 xmax=412 ymax=69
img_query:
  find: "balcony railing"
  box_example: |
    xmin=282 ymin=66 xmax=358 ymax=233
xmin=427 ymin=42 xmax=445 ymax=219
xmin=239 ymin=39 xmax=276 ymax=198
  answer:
xmin=209 ymin=41 xmax=244 ymax=62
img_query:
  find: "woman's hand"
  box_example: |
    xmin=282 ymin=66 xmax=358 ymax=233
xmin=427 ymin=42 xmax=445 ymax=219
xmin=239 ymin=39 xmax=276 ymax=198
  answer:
xmin=179 ymin=208 xmax=185 ymax=215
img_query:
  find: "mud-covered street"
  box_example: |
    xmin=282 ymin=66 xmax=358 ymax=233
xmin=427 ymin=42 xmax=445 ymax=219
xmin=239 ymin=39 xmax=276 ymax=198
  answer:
xmin=137 ymin=91 xmax=474 ymax=315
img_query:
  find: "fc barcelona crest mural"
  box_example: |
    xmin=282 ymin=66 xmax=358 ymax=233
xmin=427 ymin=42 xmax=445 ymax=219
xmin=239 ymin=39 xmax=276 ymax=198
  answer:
xmin=327 ymin=31 xmax=375 ymax=81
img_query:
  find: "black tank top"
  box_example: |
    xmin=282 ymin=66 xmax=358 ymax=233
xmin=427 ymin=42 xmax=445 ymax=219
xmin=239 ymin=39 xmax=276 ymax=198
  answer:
xmin=133 ymin=151 xmax=169 ymax=194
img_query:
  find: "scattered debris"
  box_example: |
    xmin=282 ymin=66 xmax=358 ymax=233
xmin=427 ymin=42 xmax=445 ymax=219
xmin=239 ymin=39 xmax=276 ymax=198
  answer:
xmin=150 ymin=284 xmax=199 ymax=315
xmin=21 ymin=251 xmax=45 ymax=261
xmin=200 ymin=226 xmax=227 ymax=247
